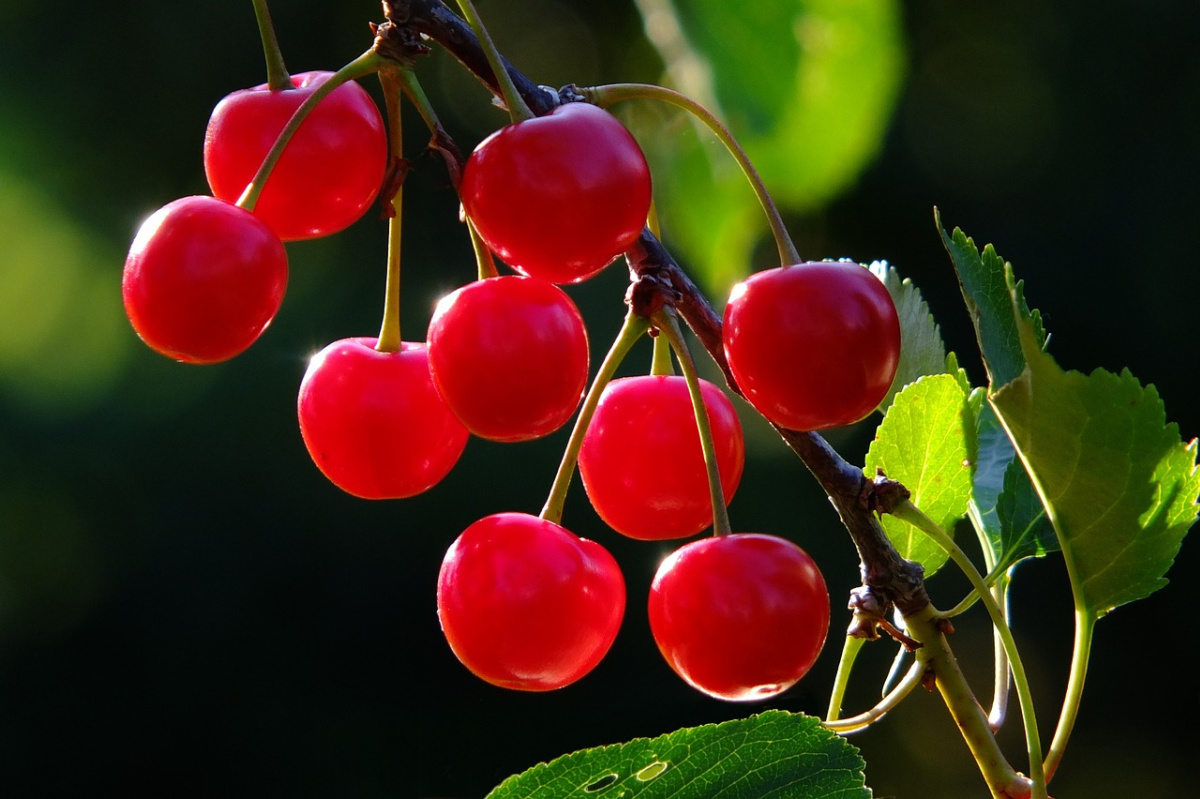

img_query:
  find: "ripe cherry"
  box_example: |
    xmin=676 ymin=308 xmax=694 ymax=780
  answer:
xmin=459 ymin=101 xmax=652 ymax=284
xmin=122 ymin=195 xmax=288 ymax=364
xmin=578 ymin=375 xmax=745 ymax=540
xmin=427 ymin=275 xmax=588 ymax=442
xmin=297 ymin=338 xmax=469 ymax=499
xmin=649 ymin=533 xmax=830 ymax=701
xmin=204 ymin=71 xmax=387 ymax=242
xmin=436 ymin=512 xmax=625 ymax=692
xmin=722 ymin=261 xmax=901 ymax=431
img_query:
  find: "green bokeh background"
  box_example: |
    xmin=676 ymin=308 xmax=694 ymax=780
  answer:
xmin=2 ymin=1 xmax=1198 ymax=796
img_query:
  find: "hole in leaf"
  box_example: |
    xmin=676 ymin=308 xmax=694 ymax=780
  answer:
xmin=635 ymin=761 xmax=669 ymax=781
xmin=584 ymin=773 xmax=619 ymax=792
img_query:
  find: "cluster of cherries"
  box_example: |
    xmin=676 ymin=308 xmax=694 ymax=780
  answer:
xmin=121 ymin=65 xmax=902 ymax=701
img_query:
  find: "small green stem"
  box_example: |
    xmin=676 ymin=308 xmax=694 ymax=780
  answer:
xmin=904 ymin=605 xmax=1033 ymax=798
xmin=893 ymin=501 xmax=1047 ymax=798
xmin=395 ymin=67 xmax=443 ymax=134
xmin=825 ymin=659 xmax=924 ymax=734
xmin=393 ymin=67 xmax=466 ymax=190
xmin=540 ymin=312 xmax=651 ymax=525
xmin=989 ymin=572 xmax=1014 ymax=732
xmin=585 ymin=82 xmax=800 ymax=267
xmin=967 ymin=500 xmax=1014 ymax=732
xmin=940 ymin=560 xmax=1010 ymax=618
xmin=651 ymin=308 xmax=733 ymax=537
xmin=237 ymin=50 xmax=384 ymax=212
xmin=882 ymin=640 xmax=911 ymax=697
xmin=825 ymin=635 xmax=867 ymax=722
xmin=467 ymin=217 xmax=499 ymax=280
xmin=1043 ymin=610 xmax=1095 ymax=783
xmin=375 ymin=66 xmax=406 ymax=353
xmin=646 ymin=197 xmax=662 ymax=241
xmin=251 ymin=0 xmax=291 ymax=90
xmin=649 ymin=330 xmax=674 ymax=376
xmin=454 ymin=0 xmax=535 ymax=122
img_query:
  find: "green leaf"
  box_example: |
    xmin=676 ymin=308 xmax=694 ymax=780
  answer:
xmin=937 ymin=210 xmax=1046 ymax=388
xmin=865 ymin=374 xmax=975 ymax=576
xmin=969 ymin=404 xmax=1058 ymax=572
xmin=989 ymin=277 xmax=1200 ymax=618
xmin=487 ymin=711 xmax=869 ymax=799
xmin=631 ymin=0 xmax=905 ymax=291
xmin=868 ymin=260 xmax=947 ymax=413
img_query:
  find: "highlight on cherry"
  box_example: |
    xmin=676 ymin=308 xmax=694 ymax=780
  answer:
xmin=116 ymin=2 xmax=1198 ymax=798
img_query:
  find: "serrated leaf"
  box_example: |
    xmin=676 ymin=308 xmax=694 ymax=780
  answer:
xmin=936 ymin=210 xmax=1047 ymax=388
xmin=487 ymin=711 xmax=869 ymax=799
xmin=995 ymin=456 xmax=1058 ymax=565
xmin=868 ymin=260 xmax=947 ymax=413
xmin=989 ymin=278 xmax=1200 ymax=618
xmin=631 ymin=0 xmax=904 ymax=292
xmin=968 ymin=403 xmax=1058 ymax=572
xmin=945 ymin=351 xmax=975 ymax=400
xmin=865 ymin=374 xmax=975 ymax=576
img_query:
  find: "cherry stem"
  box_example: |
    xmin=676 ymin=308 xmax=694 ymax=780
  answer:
xmin=237 ymin=50 xmax=384 ymax=213
xmin=825 ymin=635 xmax=866 ymax=723
xmin=467 ymin=217 xmax=499 ymax=280
xmin=649 ymin=329 xmax=674 ymax=376
xmin=540 ymin=311 xmax=651 ymax=526
xmin=650 ymin=307 xmax=733 ymax=538
xmin=375 ymin=65 xmax=407 ymax=353
xmin=395 ymin=65 xmax=440 ymax=131
xmin=824 ymin=659 xmax=924 ymax=734
xmin=894 ymin=501 xmax=1047 ymax=798
xmin=454 ymin=0 xmax=535 ymax=122
xmin=251 ymin=0 xmax=292 ymax=91
xmin=391 ymin=66 xmax=466 ymax=190
xmin=585 ymin=82 xmax=801 ymax=267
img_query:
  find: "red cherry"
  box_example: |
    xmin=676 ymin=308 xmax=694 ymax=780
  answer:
xmin=122 ymin=195 xmax=288 ymax=364
xmin=204 ymin=71 xmax=387 ymax=242
xmin=722 ymin=261 xmax=901 ymax=431
xmin=436 ymin=512 xmax=626 ymax=691
xmin=648 ymin=533 xmax=830 ymax=702
xmin=459 ymin=101 xmax=652 ymax=284
xmin=427 ymin=276 xmax=589 ymax=442
xmin=297 ymin=338 xmax=468 ymax=499
xmin=578 ymin=375 xmax=745 ymax=540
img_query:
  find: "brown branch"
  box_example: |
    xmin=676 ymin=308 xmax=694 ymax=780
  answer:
xmin=368 ymin=6 xmax=1044 ymax=793
xmin=624 ymin=230 xmax=929 ymax=620
xmin=384 ymin=0 xmax=558 ymax=116
xmin=383 ymin=0 xmax=930 ymax=626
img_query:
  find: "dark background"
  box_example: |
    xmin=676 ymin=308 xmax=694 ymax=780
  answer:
xmin=2 ymin=1 xmax=1198 ymax=796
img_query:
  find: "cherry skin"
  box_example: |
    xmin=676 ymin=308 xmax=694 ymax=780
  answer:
xmin=459 ymin=101 xmax=652 ymax=284
xmin=204 ymin=71 xmax=387 ymax=242
xmin=648 ymin=533 xmax=830 ymax=702
xmin=722 ymin=261 xmax=901 ymax=431
xmin=122 ymin=195 xmax=288 ymax=364
xmin=297 ymin=338 xmax=469 ymax=499
xmin=436 ymin=512 xmax=626 ymax=691
xmin=578 ymin=375 xmax=745 ymax=540
xmin=427 ymin=275 xmax=589 ymax=442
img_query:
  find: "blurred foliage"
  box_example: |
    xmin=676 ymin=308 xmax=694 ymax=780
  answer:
xmin=0 ymin=173 xmax=132 ymax=417
xmin=1 ymin=1 xmax=1198 ymax=797
xmin=629 ymin=0 xmax=904 ymax=293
